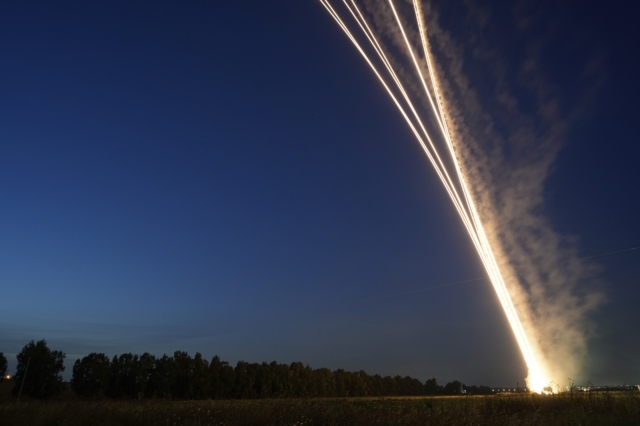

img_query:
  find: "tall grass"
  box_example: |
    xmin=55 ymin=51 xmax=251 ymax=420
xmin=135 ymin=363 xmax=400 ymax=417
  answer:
xmin=1 ymin=393 xmax=639 ymax=426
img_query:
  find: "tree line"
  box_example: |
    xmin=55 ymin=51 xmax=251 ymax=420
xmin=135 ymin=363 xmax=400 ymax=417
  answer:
xmin=3 ymin=340 xmax=494 ymax=399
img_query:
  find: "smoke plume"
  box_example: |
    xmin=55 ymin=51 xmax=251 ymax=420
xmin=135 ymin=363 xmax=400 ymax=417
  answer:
xmin=361 ymin=0 xmax=605 ymax=388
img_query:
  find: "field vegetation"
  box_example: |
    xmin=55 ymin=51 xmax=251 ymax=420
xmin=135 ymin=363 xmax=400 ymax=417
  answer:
xmin=4 ymin=341 xmax=639 ymax=425
xmin=1 ymin=392 xmax=640 ymax=426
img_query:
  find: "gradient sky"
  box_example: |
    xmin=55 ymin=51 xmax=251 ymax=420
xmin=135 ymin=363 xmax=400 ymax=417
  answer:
xmin=1 ymin=0 xmax=638 ymax=386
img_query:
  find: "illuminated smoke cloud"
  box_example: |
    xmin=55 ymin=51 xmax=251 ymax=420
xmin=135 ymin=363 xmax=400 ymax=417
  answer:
xmin=319 ymin=0 xmax=604 ymax=391
xmin=416 ymin=0 xmax=604 ymax=389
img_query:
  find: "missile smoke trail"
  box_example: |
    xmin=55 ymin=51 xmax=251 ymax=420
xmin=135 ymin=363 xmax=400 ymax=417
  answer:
xmin=318 ymin=0 xmax=549 ymax=391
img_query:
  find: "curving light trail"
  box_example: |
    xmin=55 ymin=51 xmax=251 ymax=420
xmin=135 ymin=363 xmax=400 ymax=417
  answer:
xmin=318 ymin=0 xmax=548 ymax=392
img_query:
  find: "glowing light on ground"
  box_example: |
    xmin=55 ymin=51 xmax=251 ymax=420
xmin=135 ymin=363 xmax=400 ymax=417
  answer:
xmin=318 ymin=0 xmax=549 ymax=392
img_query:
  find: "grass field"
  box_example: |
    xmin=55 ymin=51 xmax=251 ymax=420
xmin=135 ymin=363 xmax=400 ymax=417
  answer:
xmin=1 ymin=390 xmax=640 ymax=426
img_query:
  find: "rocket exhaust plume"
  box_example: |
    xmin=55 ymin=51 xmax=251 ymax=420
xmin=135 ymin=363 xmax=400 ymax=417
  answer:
xmin=316 ymin=0 xmax=578 ymax=392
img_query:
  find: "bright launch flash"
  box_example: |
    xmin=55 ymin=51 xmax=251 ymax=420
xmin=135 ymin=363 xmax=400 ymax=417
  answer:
xmin=319 ymin=0 xmax=549 ymax=392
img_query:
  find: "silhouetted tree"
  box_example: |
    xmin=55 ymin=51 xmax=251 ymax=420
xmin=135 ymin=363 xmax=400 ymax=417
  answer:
xmin=209 ymin=356 xmax=223 ymax=399
xmin=382 ymin=375 xmax=397 ymax=396
xmin=191 ymin=353 xmax=210 ymax=399
xmin=12 ymin=340 xmax=65 ymax=399
xmin=219 ymin=359 xmax=235 ymax=398
xmin=71 ymin=353 xmax=111 ymax=398
xmin=334 ymin=369 xmax=347 ymax=397
xmin=253 ymin=362 xmax=271 ymax=397
xmin=444 ymin=380 xmax=463 ymax=395
xmin=106 ymin=353 xmax=137 ymax=398
xmin=395 ymin=376 xmax=424 ymax=395
xmin=172 ymin=351 xmax=194 ymax=399
xmin=315 ymin=367 xmax=335 ymax=397
xmin=464 ymin=384 xmax=493 ymax=395
xmin=478 ymin=385 xmax=493 ymax=395
xmin=234 ymin=360 xmax=254 ymax=398
xmin=0 ymin=352 xmax=7 ymax=383
xmin=107 ymin=355 xmax=121 ymax=398
xmin=133 ymin=353 xmax=155 ymax=398
xmin=60 ymin=344 xmax=496 ymax=401
xmin=424 ymin=377 xmax=439 ymax=395
xmin=289 ymin=362 xmax=307 ymax=397
xmin=147 ymin=354 xmax=173 ymax=398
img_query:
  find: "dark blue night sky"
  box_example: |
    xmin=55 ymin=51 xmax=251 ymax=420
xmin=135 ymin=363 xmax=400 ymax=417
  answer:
xmin=1 ymin=0 xmax=638 ymax=386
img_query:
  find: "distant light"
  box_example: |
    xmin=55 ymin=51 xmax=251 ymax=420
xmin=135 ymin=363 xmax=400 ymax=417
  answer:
xmin=5 ymin=375 xmax=10 ymax=379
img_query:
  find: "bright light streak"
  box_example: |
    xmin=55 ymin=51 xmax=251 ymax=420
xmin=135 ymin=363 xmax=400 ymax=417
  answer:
xmin=319 ymin=0 xmax=549 ymax=392
xmin=408 ymin=0 xmax=547 ymax=392
xmin=338 ymin=0 xmax=486 ymax=254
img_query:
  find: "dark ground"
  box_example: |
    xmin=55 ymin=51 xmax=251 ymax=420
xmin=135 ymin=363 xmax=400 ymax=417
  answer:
xmin=1 ymin=380 xmax=639 ymax=425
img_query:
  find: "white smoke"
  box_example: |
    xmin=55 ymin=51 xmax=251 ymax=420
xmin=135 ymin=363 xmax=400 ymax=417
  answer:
xmin=360 ymin=0 xmax=605 ymax=388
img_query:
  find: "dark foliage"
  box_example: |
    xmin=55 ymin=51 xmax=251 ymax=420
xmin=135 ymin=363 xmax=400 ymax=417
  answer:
xmin=71 ymin=353 xmax=111 ymax=398
xmin=464 ymin=384 xmax=494 ymax=395
xmin=444 ymin=379 xmax=463 ymax=395
xmin=12 ymin=340 xmax=65 ymax=399
xmin=72 ymin=351 xmax=485 ymax=400
xmin=425 ymin=377 xmax=439 ymax=395
xmin=0 ymin=352 xmax=7 ymax=383
xmin=106 ymin=353 xmax=146 ymax=399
